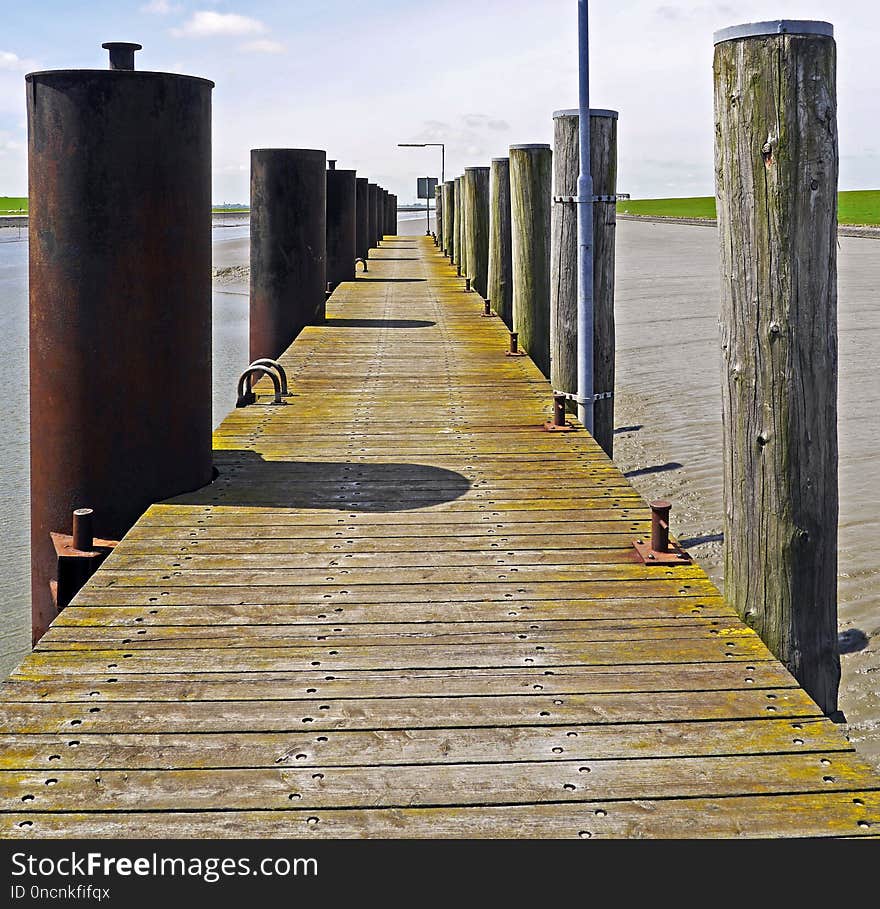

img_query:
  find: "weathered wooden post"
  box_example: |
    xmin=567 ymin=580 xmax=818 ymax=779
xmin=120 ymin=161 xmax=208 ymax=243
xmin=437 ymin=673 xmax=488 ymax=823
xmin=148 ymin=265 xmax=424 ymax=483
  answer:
xmin=460 ymin=170 xmax=471 ymax=279
xmin=355 ymin=177 xmax=369 ymax=260
xmin=509 ymin=144 xmax=552 ymax=378
xmin=714 ymin=20 xmax=839 ymax=715
xmin=251 ymin=148 xmax=327 ymax=361
xmin=551 ymin=109 xmax=618 ymax=454
xmin=435 ymin=185 xmax=442 ymax=247
xmin=443 ymin=180 xmax=455 ymax=260
xmin=488 ymin=157 xmax=513 ymax=327
xmin=27 ymin=43 xmax=214 ymax=642
xmin=453 ymin=176 xmax=462 ymax=271
xmin=326 ymin=160 xmax=357 ymax=290
xmin=463 ymin=166 xmax=490 ymax=297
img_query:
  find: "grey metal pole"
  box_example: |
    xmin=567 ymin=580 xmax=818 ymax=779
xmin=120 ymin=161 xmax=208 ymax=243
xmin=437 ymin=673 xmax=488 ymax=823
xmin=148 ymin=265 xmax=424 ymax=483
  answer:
xmin=576 ymin=0 xmax=595 ymax=433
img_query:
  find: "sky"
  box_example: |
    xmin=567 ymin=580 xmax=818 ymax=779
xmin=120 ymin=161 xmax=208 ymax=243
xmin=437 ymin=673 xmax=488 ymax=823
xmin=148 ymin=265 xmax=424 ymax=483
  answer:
xmin=1 ymin=1 xmax=879 ymax=203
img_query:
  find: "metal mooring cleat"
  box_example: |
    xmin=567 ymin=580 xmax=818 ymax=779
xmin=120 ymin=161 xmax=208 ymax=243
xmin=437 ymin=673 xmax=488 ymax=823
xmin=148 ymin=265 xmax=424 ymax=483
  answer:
xmin=633 ymin=501 xmax=693 ymax=565
xmin=543 ymin=392 xmax=577 ymax=432
xmin=506 ymin=331 xmax=526 ymax=357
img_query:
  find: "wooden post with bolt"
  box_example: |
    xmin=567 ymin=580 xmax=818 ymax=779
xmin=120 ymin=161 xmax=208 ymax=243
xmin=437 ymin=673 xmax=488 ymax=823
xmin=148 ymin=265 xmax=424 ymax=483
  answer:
xmin=435 ymin=185 xmax=442 ymax=247
xmin=460 ymin=170 xmax=471 ymax=279
xmin=488 ymin=157 xmax=513 ymax=328
xmin=550 ymin=109 xmax=618 ymax=455
xmin=453 ymin=176 xmax=462 ymax=272
xmin=463 ymin=166 xmax=490 ymax=298
xmin=509 ymin=143 xmax=552 ymax=379
xmin=714 ymin=19 xmax=840 ymax=715
xmin=443 ymin=180 xmax=455 ymax=260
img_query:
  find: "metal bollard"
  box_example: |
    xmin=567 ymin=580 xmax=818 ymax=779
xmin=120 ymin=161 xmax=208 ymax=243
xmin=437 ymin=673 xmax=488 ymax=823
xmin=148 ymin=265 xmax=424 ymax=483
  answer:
xmin=632 ymin=500 xmax=692 ymax=565
xmin=506 ymin=331 xmax=525 ymax=357
xmin=543 ymin=392 xmax=575 ymax=432
xmin=71 ymin=508 xmax=94 ymax=552
xmin=651 ymin=501 xmax=672 ymax=554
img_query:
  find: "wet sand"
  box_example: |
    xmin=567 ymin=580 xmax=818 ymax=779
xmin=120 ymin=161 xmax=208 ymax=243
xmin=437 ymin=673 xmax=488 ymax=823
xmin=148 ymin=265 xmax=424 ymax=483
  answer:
xmin=613 ymin=219 xmax=880 ymax=767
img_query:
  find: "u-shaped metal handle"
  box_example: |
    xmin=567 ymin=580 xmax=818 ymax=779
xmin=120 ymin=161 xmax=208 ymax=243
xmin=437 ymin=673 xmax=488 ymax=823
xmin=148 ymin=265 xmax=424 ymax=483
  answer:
xmin=355 ymin=258 xmax=368 ymax=273
xmin=248 ymin=358 xmax=290 ymax=396
xmin=236 ymin=365 xmax=284 ymax=407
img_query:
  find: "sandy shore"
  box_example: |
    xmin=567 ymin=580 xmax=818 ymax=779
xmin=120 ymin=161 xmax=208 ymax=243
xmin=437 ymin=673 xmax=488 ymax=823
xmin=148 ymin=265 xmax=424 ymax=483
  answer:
xmin=613 ymin=219 xmax=880 ymax=768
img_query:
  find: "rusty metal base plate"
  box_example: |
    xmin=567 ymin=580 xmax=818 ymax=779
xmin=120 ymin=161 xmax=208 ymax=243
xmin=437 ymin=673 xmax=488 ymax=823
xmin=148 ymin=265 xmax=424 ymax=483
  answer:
xmin=505 ymin=351 xmax=526 ymax=357
xmin=480 ymin=312 xmax=497 ymax=318
xmin=543 ymin=421 xmax=577 ymax=433
xmin=632 ymin=539 xmax=693 ymax=565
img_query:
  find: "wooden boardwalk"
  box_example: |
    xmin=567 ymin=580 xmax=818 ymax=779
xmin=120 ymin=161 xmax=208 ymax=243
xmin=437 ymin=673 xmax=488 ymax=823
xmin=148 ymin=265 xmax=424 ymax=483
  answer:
xmin=2 ymin=236 xmax=879 ymax=838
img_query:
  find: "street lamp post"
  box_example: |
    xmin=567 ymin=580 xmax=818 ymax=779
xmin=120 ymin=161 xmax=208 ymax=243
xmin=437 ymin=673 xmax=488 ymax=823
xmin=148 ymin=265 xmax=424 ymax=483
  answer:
xmin=576 ymin=0 xmax=595 ymax=434
xmin=398 ymin=142 xmax=445 ymax=184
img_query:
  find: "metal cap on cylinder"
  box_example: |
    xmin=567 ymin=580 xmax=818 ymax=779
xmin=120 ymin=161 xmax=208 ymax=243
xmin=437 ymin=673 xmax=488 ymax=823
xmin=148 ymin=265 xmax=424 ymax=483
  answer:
xmin=27 ymin=44 xmax=214 ymax=642
xmin=552 ymin=108 xmax=619 ymax=120
xmin=713 ymin=20 xmax=833 ymax=44
xmin=102 ymin=41 xmax=142 ymax=70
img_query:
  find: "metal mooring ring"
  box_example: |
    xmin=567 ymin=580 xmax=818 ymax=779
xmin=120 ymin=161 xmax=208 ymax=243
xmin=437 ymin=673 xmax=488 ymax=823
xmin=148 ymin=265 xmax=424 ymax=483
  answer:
xmin=236 ymin=365 xmax=284 ymax=407
xmin=248 ymin=358 xmax=290 ymax=396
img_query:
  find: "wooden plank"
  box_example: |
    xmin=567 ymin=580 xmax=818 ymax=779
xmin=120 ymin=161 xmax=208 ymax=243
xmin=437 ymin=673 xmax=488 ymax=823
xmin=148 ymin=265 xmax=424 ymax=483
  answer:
xmin=71 ymin=579 xmax=721 ymax=606
xmin=0 ymin=717 xmax=848 ymax=771
xmin=5 ymin=660 xmax=795 ymax=699
xmin=36 ymin=616 xmax=748 ymax=647
xmin=9 ymin=790 xmax=877 ymax=838
xmin=2 ymin=751 xmax=872 ymax=812
xmin=23 ymin=634 xmax=770 ymax=672
xmin=0 ymin=688 xmax=821 ymax=734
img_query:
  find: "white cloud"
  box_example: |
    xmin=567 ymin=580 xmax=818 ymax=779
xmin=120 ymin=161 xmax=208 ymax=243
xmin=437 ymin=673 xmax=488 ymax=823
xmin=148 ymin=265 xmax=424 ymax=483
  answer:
xmin=240 ymin=39 xmax=285 ymax=55
xmin=141 ymin=0 xmax=179 ymax=14
xmin=172 ymin=11 xmax=267 ymax=38
xmin=0 ymin=51 xmax=26 ymax=71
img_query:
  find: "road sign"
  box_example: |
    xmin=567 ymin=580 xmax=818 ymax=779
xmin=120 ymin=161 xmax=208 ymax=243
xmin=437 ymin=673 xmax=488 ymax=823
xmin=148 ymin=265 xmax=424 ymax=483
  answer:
xmin=417 ymin=177 xmax=438 ymax=200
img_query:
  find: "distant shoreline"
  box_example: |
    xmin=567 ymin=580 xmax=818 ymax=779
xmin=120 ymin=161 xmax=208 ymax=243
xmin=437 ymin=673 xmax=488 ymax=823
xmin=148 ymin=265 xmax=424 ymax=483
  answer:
xmin=618 ymin=212 xmax=880 ymax=239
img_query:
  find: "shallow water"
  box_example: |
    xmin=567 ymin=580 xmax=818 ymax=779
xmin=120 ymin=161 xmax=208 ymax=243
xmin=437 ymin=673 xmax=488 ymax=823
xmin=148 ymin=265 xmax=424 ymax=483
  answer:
xmin=613 ymin=219 xmax=880 ymax=767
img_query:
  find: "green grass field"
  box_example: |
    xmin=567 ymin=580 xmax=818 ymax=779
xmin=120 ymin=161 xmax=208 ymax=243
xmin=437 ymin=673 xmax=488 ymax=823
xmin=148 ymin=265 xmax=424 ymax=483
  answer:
xmin=617 ymin=190 xmax=880 ymax=226
xmin=0 ymin=197 xmax=27 ymax=214
xmin=1 ymin=198 xmax=249 ymax=215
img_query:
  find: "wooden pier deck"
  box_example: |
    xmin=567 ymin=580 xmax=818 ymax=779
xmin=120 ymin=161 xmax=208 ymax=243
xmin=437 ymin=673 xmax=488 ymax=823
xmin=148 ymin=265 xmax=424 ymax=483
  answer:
xmin=2 ymin=236 xmax=879 ymax=838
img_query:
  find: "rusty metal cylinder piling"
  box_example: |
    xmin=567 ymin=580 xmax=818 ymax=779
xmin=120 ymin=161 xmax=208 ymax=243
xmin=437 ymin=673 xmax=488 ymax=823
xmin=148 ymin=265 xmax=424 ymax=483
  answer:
xmin=355 ymin=178 xmax=370 ymax=261
xmin=326 ymin=163 xmax=357 ymax=290
xmin=367 ymin=183 xmax=379 ymax=254
xmin=249 ymin=148 xmax=327 ymax=362
xmin=27 ymin=42 xmax=214 ymax=643
xmin=389 ymin=194 xmax=398 ymax=234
